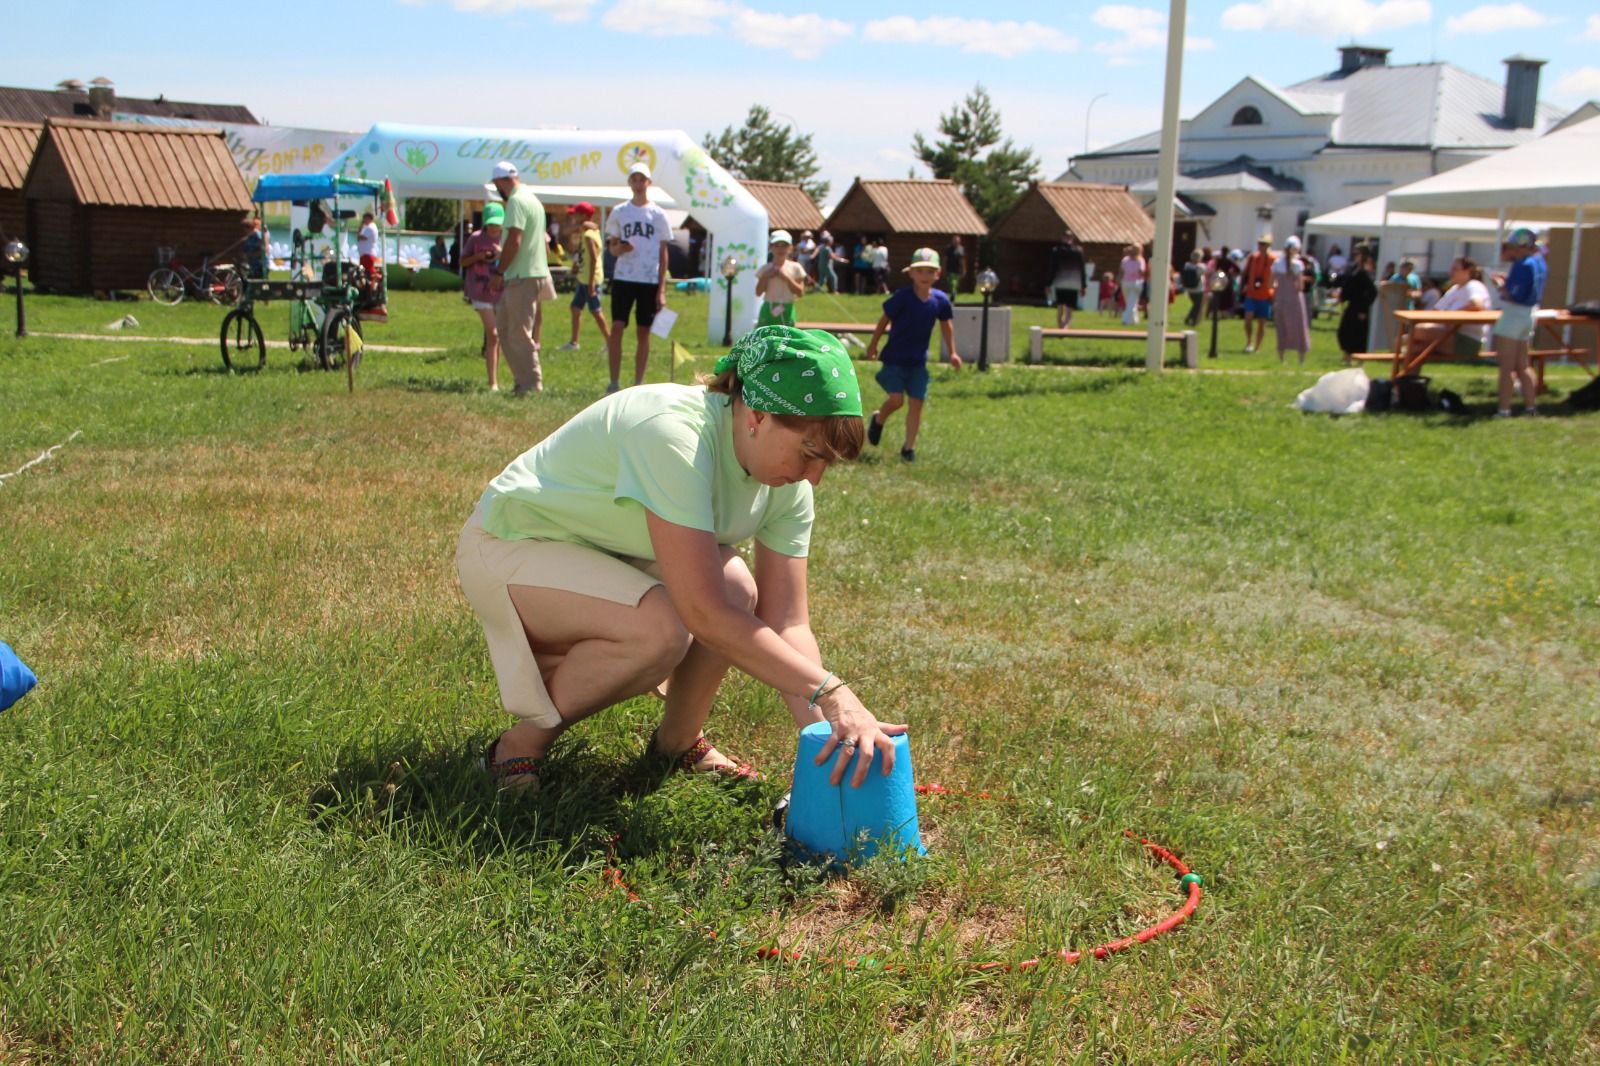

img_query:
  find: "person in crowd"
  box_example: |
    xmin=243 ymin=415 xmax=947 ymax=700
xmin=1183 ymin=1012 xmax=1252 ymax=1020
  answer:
xmin=240 ymin=218 xmax=267 ymax=280
xmin=1325 ymin=244 xmax=1348 ymax=276
xmin=1418 ymin=277 xmax=1443 ymax=311
xmin=851 ymin=238 xmax=873 ymax=296
xmin=459 ymin=325 xmax=903 ymax=792
xmin=1220 ymin=248 xmax=1243 ymax=317
xmin=1334 ymin=243 xmax=1378 ymax=365
xmin=488 ymin=161 xmax=557 ymax=396
xmin=1404 ymin=256 xmax=1490 ymax=364
xmin=462 ymin=203 xmax=505 ymax=390
xmin=755 ymin=230 xmax=808 ymax=328
xmin=1099 ymin=271 xmax=1118 ymax=317
xmin=1181 ymin=249 xmax=1206 ymax=326
xmin=871 ymin=238 xmax=891 ymax=295
xmin=1241 ymin=235 xmax=1276 ymax=353
xmin=814 ymin=233 xmax=845 ymax=295
xmin=1118 ymin=244 xmax=1146 ymax=326
xmin=1490 ymin=228 xmax=1548 ymax=417
xmin=356 ymin=211 xmax=388 ymax=321
xmin=863 ymin=249 xmax=962 ymax=464
xmin=605 ymin=162 xmax=674 ymax=393
xmin=1048 ymin=232 xmax=1086 ymax=328
xmin=1389 ymin=260 xmax=1422 ymax=309
xmin=429 ymin=236 xmax=449 ymax=271
xmin=944 ymin=235 xmax=967 ymax=295
xmin=795 ymin=231 xmax=817 ymax=284
xmin=558 ymin=201 xmax=611 ymax=352
xmin=1272 ymin=236 xmax=1312 ymax=364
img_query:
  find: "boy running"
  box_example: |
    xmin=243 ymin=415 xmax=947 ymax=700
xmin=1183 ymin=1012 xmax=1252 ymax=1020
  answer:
xmin=864 ymin=248 xmax=962 ymax=463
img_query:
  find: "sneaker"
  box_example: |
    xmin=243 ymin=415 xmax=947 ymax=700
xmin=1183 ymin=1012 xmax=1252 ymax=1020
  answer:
xmin=605 ymin=382 xmax=621 ymax=395
xmin=557 ymin=341 xmax=580 ymax=351
xmin=1522 ymin=407 xmax=1538 ymax=417
xmin=1243 ymin=344 xmax=1255 ymax=354
xmin=1495 ymin=409 xmax=1513 ymax=418
xmin=900 ymin=447 xmax=915 ymax=463
xmin=867 ymin=413 xmax=883 ymax=447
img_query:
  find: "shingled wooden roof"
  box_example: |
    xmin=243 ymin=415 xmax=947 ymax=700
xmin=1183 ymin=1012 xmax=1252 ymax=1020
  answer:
xmin=992 ymin=181 xmax=1153 ymax=246
xmin=0 ymin=120 xmax=41 ymax=191
xmin=27 ymin=118 xmax=251 ymax=211
xmin=739 ymin=179 xmax=824 ymax=232
xmin=0 ymin=85 xmax=257 ymax=126
xmin=824 ymin=179 xmax=987 ymax=236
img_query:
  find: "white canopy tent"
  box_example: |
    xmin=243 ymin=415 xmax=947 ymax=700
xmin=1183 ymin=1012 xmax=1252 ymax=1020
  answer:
xmin=1306 ymin=195 xmax=1509 ymax=240
xmin=322 ymin=123 xmax=767 ymax=342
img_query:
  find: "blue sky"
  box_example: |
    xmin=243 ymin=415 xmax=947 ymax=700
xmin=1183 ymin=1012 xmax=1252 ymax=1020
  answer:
xmin=11 ymin=0 xmax=1600 ymax=207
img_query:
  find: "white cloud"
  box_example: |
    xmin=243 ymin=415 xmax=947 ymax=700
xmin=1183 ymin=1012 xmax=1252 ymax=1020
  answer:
xmin=1221 ymin=0 xmax=1431 ymax=36
xmin=861 ymin=16 xmax=1077 ymax=58
xmin=1092 ymin=5 xmax=1166 ymax=55
xmin=600 ymin=0 xmax=735 ymax=36
xmin=731 ymin=10 xmax=853 ymax=59
xmin=1556 ymin=67 xmax=1600 ymax=97
xmin=1587 ymin=14 xmax=1600 ymax=40
xmin=436 ymin=0 xmax=598 ymax=20
xmin=1187 ymin=37 xmax=1216 ymax=51
xmin=1445 ymin=3 xmax=1548 ymax=35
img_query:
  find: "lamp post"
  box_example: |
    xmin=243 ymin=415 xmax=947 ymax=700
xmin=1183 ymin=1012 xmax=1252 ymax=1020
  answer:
xmin=720 ymin=254 xmax=741 ymax=347
xmin=1207 ymin=270 xmax=1228 ymax=360
xmin=976 ymin=268 xmax=998 ymax=372
xmin=4 ymin=239 xmax=27 ymax=338
xmin=1084 ymin=92 xmax=1109 ymax=153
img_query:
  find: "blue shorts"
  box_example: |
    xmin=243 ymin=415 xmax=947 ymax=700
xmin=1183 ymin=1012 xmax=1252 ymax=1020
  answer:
xmin=1243 ymin=297 xmax=1274 ymax=319
xmin=876 ymin=362 xmax=930 ymax=401
xmin=570 ymin=283 xmax=602 ymax=313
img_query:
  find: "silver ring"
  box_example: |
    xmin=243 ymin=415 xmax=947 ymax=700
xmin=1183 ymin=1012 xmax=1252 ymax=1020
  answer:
xmin=840 ymin=737 xmax=858 ymax=749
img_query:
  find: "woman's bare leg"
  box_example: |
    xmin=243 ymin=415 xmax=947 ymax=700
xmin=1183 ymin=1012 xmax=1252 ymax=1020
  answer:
xmin=476 ymin=307 xmax=500 ymax=389
xmin=492 ymin=585 xmax=689 ymax=762
xmin=652 ymin=549 xmax=759 ymax=769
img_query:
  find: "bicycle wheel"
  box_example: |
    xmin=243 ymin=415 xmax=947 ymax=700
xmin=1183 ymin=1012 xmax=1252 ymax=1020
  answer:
xmin=217 ymin=268 xmax=244 ymax=306
xmin=148 ymin=268 xmax=184 ymax=305
xmin=318 ymin=307 xmax=361 ymax=371
xmin=219 ymin=309 xmax=266 ymax=372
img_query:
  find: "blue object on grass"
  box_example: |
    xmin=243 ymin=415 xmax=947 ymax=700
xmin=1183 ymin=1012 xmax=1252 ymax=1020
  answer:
xmin=673 ymin=278 xmax=711 ymax=294
xmin=0 ymin=641 xmax=37 ymax=712
xmin=786 ymin=722 xmax=924 ymax=863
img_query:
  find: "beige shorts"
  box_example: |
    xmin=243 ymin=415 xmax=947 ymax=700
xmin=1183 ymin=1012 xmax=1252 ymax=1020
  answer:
xmin=455 ymin=510 xmax=661 ymax=727
xmin=1492 ymin=302 xmax=1536 ymax=343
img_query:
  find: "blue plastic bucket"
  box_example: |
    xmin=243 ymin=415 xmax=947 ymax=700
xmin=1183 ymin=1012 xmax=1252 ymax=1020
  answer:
xmin=785 ymin=722 xmax=925 ymax=863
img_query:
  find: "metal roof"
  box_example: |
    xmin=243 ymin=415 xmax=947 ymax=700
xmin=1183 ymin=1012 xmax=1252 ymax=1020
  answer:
xmin=0 ymin=120 xmax=41 ymax=191
xmin=1130 ymin=158 xmax=1304 ymax=195
xmin=0 ymin=85 xmax=257 ymax=125
xmin=993 ymin=182 xmax=1153 ymax=246
xmin=29 ymin=119 xmax=252 ymax=211
xmin=737 ymin=179 xmax=824 ymax=232
xmin=825 ymin=179 xmax=987 ymax=235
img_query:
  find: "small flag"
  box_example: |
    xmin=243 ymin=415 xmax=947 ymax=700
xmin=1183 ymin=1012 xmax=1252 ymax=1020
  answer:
xmin=671 ymin=341 xmax=697 ymax=383
xmin=345 ymin=322 xmax=365 ymax=393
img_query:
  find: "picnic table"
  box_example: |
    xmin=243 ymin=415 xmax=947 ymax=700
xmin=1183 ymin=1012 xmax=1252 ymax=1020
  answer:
xmin=1372 ymin=308 xmax=1599 ymax=394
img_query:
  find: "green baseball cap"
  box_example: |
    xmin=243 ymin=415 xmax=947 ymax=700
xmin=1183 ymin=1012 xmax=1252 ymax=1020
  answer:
xmin=903 ymin=248 xmax=941 ymax=273
xmin=482 ymin=203 xmax=504 ymax=226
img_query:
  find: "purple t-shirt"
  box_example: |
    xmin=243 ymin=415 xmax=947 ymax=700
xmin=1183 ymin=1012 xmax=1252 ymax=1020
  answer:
xmin=879 ymin=286 xmax=953 ymax=366
xmin=462 ymin=231 xmax=501 ymax=306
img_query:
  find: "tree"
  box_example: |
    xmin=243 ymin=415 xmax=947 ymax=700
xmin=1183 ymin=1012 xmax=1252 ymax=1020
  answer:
xmin=403 ymin=198 xmax=457 ymax=234
xmin=912 ymin=85 xmax=1040 ymax=226
xmin=703 ymin=105 xmax=829 ymax=204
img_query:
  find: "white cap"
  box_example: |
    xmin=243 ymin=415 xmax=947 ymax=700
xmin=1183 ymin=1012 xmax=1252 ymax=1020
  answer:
xmin=491 ymin=161 xmax=518 ymax=181
xmin=627 ymin=161 xmax=652 ymax=180
xmin=1284 ymin=235 xmax=1302 ymax=249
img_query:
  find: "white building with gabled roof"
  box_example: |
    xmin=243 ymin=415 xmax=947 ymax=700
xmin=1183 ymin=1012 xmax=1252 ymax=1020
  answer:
xmin=1065 ymin=45 xmax=1581 ymax=271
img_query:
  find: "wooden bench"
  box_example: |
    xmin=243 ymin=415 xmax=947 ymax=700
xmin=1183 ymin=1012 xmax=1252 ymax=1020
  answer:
xmin=1028 ymin=326 xmax=1198 ymax=368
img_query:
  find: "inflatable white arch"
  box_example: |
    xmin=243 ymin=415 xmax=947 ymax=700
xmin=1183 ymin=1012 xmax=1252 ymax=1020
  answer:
xmin=322 ymin=123 xmax=767 ymax=343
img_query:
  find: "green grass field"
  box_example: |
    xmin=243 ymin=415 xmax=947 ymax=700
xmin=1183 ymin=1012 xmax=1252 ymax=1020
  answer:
xmin=2 ymin=283 xmax=1598 ymax=1063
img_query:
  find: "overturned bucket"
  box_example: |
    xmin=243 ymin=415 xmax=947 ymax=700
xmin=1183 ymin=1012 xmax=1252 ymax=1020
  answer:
xmin=785 ymin=722 xmax=925 ymax=863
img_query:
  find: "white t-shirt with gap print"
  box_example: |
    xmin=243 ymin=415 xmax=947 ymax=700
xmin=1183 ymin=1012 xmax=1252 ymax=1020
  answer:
xmin=605 ymin=201 xmax=673 ymax=284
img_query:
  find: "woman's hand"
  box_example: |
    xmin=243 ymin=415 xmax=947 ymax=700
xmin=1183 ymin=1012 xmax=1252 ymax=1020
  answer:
xmin=813 ymin=685 xmax=908 ymax=788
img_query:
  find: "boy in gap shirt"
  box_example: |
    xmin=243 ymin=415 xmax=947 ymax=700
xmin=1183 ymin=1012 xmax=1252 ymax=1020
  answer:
xmin=863 ymin=248 xmax=962 ymax=463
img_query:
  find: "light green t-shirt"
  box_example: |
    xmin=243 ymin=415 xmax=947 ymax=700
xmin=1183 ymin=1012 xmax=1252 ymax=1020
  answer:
xmin=477 ymin=384 xmax=814 ymax=560
xmin=501 ymin=185 xmax=549 ymax=280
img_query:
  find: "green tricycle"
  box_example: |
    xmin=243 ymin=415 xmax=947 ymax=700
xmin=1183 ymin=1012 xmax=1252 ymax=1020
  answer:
xmin=220 ymin=173 xmax=389 ymax=376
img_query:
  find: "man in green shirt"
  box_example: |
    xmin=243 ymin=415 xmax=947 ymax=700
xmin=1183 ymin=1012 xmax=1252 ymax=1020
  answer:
xmin=488 ymin=161 xmax=556 ymax=395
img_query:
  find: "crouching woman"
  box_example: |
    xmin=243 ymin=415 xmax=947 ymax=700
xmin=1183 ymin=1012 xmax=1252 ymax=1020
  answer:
xmin=456 ymin=326 xmax=904 ymax=791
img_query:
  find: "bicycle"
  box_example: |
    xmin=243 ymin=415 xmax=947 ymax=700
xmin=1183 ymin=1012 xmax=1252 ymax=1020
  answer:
xmin=148 ymin=249 xmax=242 ymax=306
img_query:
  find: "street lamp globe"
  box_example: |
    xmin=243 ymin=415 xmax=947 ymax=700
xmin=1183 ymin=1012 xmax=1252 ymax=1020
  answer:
xmin=3 ymin=239 xmax=26 ymax=265
xmin=721 ymin=255 xmax=741 ymax=280
xmin=977 ymin=268 xmax=998 ymax=295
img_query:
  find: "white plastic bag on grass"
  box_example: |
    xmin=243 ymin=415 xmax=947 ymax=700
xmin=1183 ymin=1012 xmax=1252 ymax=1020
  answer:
xmin=1294 ymin=367 xmax=1370 ymax=415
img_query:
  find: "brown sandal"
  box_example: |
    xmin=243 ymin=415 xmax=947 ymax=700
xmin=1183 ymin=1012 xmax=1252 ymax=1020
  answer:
xmin=650 ymin=731 xmax=760 ymax=780
xmin=481 ymin=737 xmax=544 ymax=792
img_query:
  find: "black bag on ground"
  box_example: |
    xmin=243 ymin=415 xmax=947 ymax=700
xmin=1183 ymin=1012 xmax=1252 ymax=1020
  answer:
xmin=1568 ymin=299 xmax=1600 ymax=317
xmin=1396 ymin=374 xmax=1430 ymax=412
xmin=1438 ymin=388 xmax=1467 ymax=414
xmin=1365 ymin=377 xmax=1393 ymax=413
xmin=1567 ymin=375 xmax=1600 ymax=411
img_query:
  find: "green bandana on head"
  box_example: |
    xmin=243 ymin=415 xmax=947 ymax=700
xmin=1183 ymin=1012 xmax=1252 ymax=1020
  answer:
xmin=713 ymin=326 xmax=862 ymax=418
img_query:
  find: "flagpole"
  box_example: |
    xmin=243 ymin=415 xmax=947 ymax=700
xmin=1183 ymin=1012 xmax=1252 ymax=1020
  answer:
xmin=1145 ymin=0 xmax=1188 ymax=373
